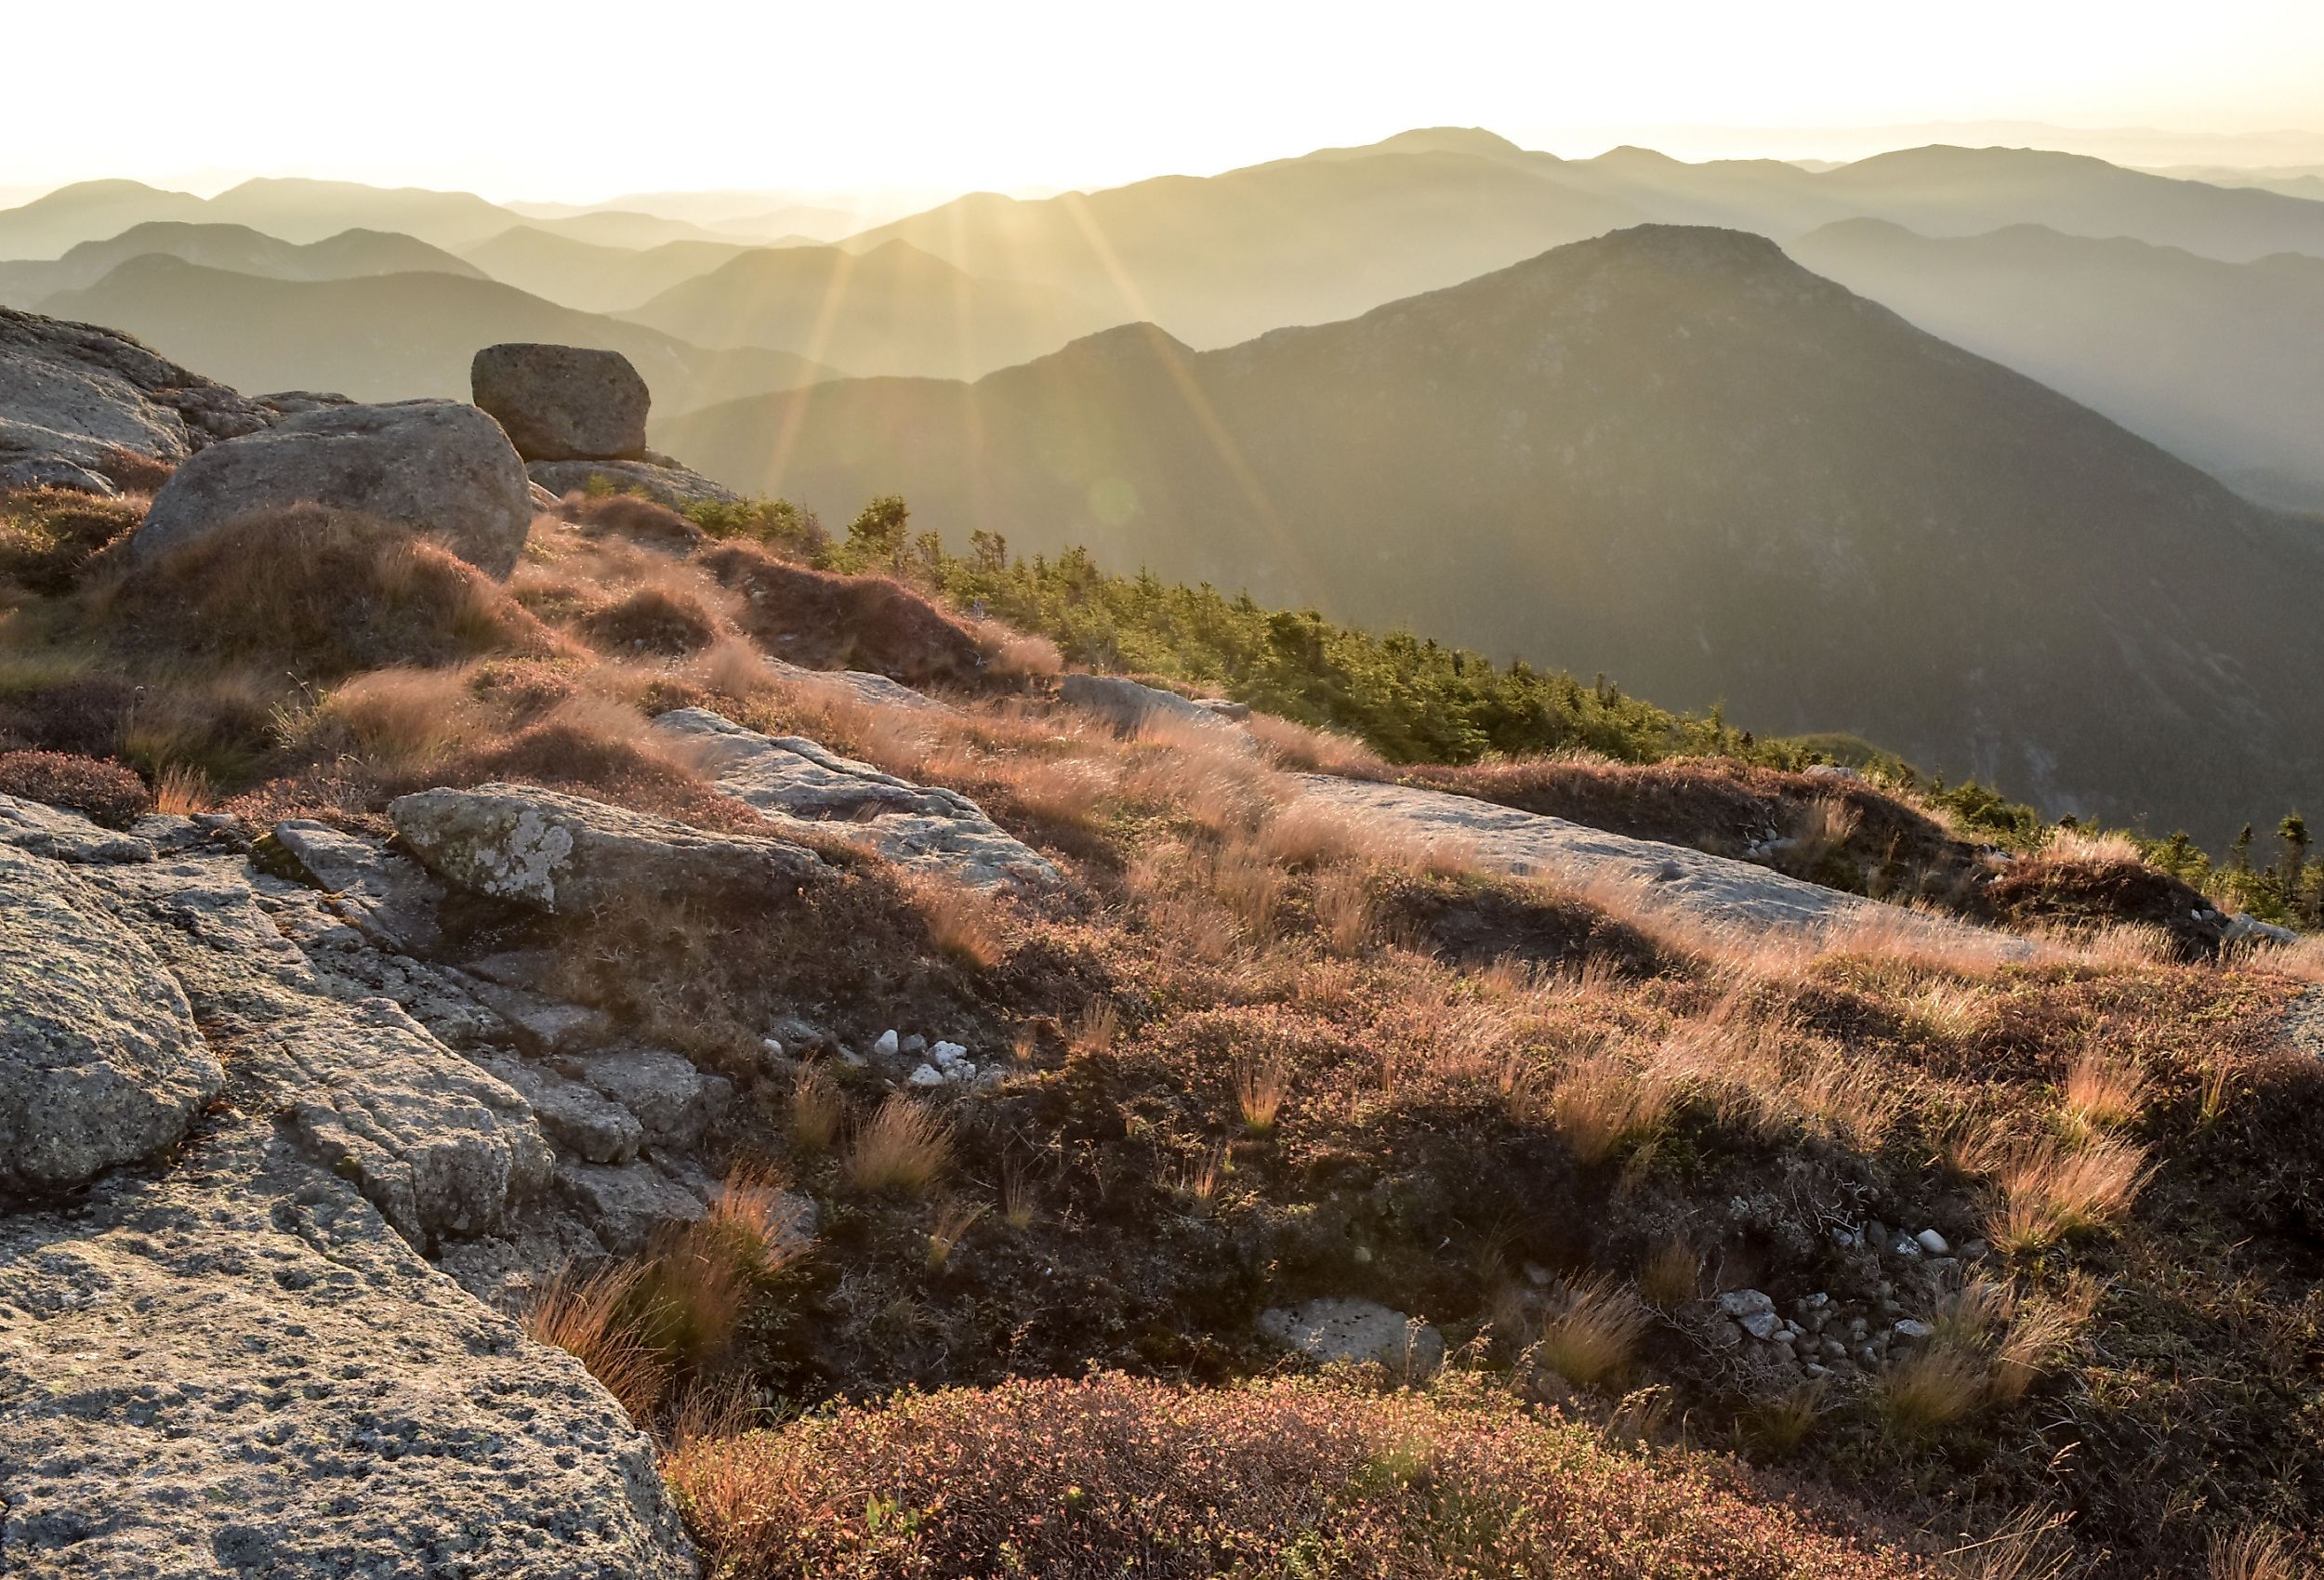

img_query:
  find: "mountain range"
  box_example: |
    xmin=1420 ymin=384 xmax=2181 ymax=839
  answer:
xmin=847 ymin=130 xmax=2324 ymax=348
xmin=42 ymin=257 xmax=834 ymax=421
xmin=665 ymin=225 xmax=2324 ymax=839
xmin=0 ymin=221 xmax=479 ymax=303
xmin=620 ymin=239 xmax=1117 ymax=378
xmin=1789 ymin=219 xmax=2324 ymax=511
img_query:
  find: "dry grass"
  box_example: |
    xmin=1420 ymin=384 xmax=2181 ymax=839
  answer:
xmin=1070 ymin=999 xmax=1121 ymax=1057
xmin=151 ymin=761 xmax=216 ymax=815
xmin=2048 ymin=826 xmax=2143 ymax=865
xmin=522 ymin=1261 xmax=665 ymax=1427
xmin=843 ymin=1096 xmax=953 ymax=1195
xmin=306 ymin=665 xmax=479 ymax=768
xmin=788 ymin=1064 xmax=844 ymax=1154
xmin=1877 ymin=1345 xmax=1987 ymax=1438
xmin=2209 ymin=1529 xmax=2303 ymax=1580
xmin=1547 ymin=1048 xmax=1676 ymax=1165
xmin=1749 ymin=1378 xmax=1829 ymax=1455
xmin=1776 ymin=796 xmax=1862 ymax=876
xmin=1538 ymin=1274 xmax=1651 ymax=1390
xmin=1314 ymin=868 xmax=1376 ymax=955
xmin=1234 ymin=1050 xmax=1292 ymax=1135
xmin=924 ymin=1198 xmax=988 ymax=1271
xmin=1985 ymin=1137 xmax=2155 ymax=1254
xmin=1637 ymin=1241 xmax=1700 ymax=1307
xmin=2061 ymin=1047 xmax=2149 ymax=1133
xmin=1244 ymin=712 xmax=1391 ymax=779
xmin=906 ymin=873 xmax=1007 ymax=968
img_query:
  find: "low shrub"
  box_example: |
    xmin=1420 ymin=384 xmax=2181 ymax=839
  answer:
xmin=0 ymin=749 xmax=148 ymax=825
xmin=561 ymin=492 xmax=706 ymax=551
xmin=702 ymin=542 xmax=985 ymax=684
xmin=666 ymin=1372 xmax=1930 ymax=1580
xmin=89 ymin=506 xmax=559 ymax=679
xmin=576 ymin=584 xmax=723 ymax=655
xmin=0 ymin=487 xmax=144 ymax=593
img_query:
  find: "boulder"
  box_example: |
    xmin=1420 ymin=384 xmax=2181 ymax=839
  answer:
xmin=0 ymin=845 xmax=222 ymax=1191
xmin=528 ymin=454 xmax=743 ymax=507
xmin=1063 ymin=672 xmax=1249 ymax=741
xmin=130 ymin=399 xmax=533 ymax=577
xmin=1257 ymin=1297 xmax=1446 ymax=1376
xmin=654 ymin=706 xmax=1058 ymax=889
xmin=0 ymin=306 xmax=279 ymax=493
xmin=471 ymin=343 xmax=651 ymax=463
xmin=389 ymin=781 xmax=826 ymax=915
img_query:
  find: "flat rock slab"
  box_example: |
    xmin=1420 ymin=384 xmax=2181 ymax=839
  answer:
xmin=0 ymin=792 xmax=153 ymax=864
xmin=390 ymin=780 xmax=827 ymax=915
xmin=0 ymin=1129 xmax=693 ymax=1578
xmin=566 ymin=1046 xmax=730 ymax=1153
xmin=131 ymin=398 xmax=534 ymax=578
xmin=528 ymin=454 xmax=741 ymax=507
xmin=1298 ymin=774 xmax=2025 ymax=951
xmin=0 ymin=846 xmax=220 ymax=1192
xmin=554 ymin=1160 xmax=707 ymax=1257
xmin=1258 ymin=1297 xmax=1445 ymax=1375
xmin=655 ymin=706 xmax=1057 ymax=890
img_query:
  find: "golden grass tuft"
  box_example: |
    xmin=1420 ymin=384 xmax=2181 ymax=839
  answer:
xmin=788 ymin=1064 xmax=844 ymax=1154
xmin=2061 ymin=1047 xmax=2149 ymax=1133
xmin=1985 ymin=1137 xmax=2155 ymax=1254
xmin=925 ymin=1198 xmax=989 ymax=1271
xmin=1548 ymin=1048 xmax=1676 ymax=1165
xmin=1235 ymin=1050 xmax=1292 ymax=1136
xmin=907 ymin=873 xmax=1008 ymax=969
xmin=522 ymin=1261 xmax=666 ymax=1427
xmin=2209 ymin=1529 xmax=2303 ymax=1580
xmin=1636 ymin=1241 xmax=1700 ymax=1307
xmin=1537 ymin=1274 xmax=1650 ymax=1391
xmin=1876 ymin=1345 xmax=1987 ymax=1438
xmin=843 ymin=1095 xmax=953 ymax=1196
xmin=151 ymin=761 xmax=217 ymax=815
xmin=1070 ymin=999 xmax=1121 ymax=1057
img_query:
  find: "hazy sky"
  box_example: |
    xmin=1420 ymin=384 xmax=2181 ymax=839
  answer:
xmin=10 ymin=0 xmax=2324 ymax=202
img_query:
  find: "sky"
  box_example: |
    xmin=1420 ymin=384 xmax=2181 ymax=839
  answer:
xmin=7 ymin=0 xmax=2324 ymax=204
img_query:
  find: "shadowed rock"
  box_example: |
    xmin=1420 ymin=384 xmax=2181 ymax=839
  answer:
xmin=471 ymin=342 xmax=650 ymax=463
xmin=130 ymin=398 xmax=533 ymax=576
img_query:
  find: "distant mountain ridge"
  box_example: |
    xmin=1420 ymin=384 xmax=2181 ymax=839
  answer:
xmin=620 ymin=239 xmax=1120 ymax=379
xmin=0 ymin=221 xmax=479 ymax=305
xmin=41 ymin=257 xmax=837 ymax=425
xmin=1789 ymin=218 xmax=2324 ymax=510
xmin=667 ymin=224 xmax=2324 ymax=838
xmin=842 ymin=132 xmax=2324 ymax=349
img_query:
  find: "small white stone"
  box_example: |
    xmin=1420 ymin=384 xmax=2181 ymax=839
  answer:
xmin=1893 ymin=1318 xmax=1935 ymax=1340
xmin=873 ymin=1030 xmax=900 ymax=1058
xmin=760 ymin=1036 xmax=785 ymax=1057
xmin=1915 ymin=1229 xmax=1950 ymax=1256
xmin=1739 ymin=1310 xmax=1782 ymax=1340
xmin=931 ymin=1040 xmax=969 ymax=1065
xmin=944 ymin=1061 xmax=977 ymax=1084
xmin=905 ymin=1062 xmax=944 ymax=1087
xmin=1522 ymin=1261 xmax=1553 ymax=1287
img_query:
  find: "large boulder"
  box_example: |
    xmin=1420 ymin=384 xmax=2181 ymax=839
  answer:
xmin=0 ymin=306 xmax=281 ymax=493
xmin=389 ymin=782 xmax=827 ymax=915
xmin=0 ymin=843 xmax=222 ymax=1191
xmin=130 ymin=399 xmax=533 ymax=577
xmin=472 ymin=343 xmax=650 ymax=463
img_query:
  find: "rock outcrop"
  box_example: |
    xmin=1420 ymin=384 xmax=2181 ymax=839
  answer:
xmin=655 ymin=706 xmax=1059 ymax=889
xmin=528 ymin=454 xmax=743 ymax=507
xmin=130 ymin=399 xmax=534 ymax=577
xmin=390 ymin=780 xmax=828 ymax=915
xmin=0 ymin=803 xmax=696 ymax=1576
xmin=0 ymin=843 xmax=221 ymax=1191
xmin=1062 ymin=672 xmax=1250 ymax=739
xmin=471 ymin=343 xmax=651 ymax=464
xmin=0 ymin=306 xmax=284 ymax=492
